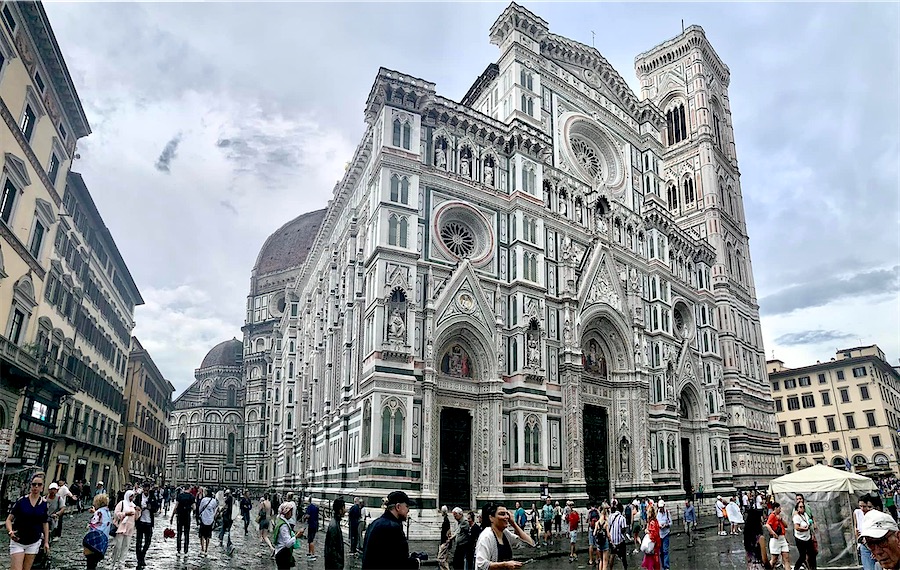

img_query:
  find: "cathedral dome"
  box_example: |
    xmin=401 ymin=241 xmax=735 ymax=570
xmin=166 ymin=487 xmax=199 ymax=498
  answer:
xmin=200 ymin=338 xmax=242 ymax=369
xmin=253 ymin=209 xmax=328 ymax=275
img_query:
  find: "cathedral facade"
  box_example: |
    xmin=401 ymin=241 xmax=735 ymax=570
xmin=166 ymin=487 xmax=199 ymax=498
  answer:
xmin=258 ymin=3 xmax=780 ymax=511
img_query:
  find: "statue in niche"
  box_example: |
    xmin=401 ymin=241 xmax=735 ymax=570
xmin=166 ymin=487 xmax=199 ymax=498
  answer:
xmin=459 ymin=151 xmax=471 ymax=178
xmin=583 ymin=339 xmax=607 ymax=376
xmin=527 ymin=337 xmax=541 ymax=369
xmin=574 ymin=200 xmax=583 ymax=224
xmin=388 ymin=308 xmax=405 ymax=341
xmin=441 ymin=345 xmax=471 ymax=377
xmin=563 ymin=320 xmax=573 ymax=345
xmin=558 ymin=193 xmax=568 ymax=216
xmin=484 ymin=164 xmax=494 ymax=186
xmin=620 ymin=437 xmax=630 ymax=472
xmin=435 ymin=141 xmax=447 ymax=170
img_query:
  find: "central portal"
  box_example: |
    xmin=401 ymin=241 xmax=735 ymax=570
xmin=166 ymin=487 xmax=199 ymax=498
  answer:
xmin=681 ymin=437 xmax=692 ymax=495
xmin=583 ymin=405 xmax=610 ymax=504
xmin=439 ymin=407 xmax=472 ymax=509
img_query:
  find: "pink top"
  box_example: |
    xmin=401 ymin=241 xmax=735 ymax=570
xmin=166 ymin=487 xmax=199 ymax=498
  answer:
xmin=114 ymin=492 xmax=138 ymax=536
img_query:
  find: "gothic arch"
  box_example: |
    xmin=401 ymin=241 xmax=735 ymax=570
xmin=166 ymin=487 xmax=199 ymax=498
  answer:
xmin=434 ymin=325 xmax=493 ymax=381
xmin=678 ymin=382 xmax=703 ymax=422
xmin=579 ymin=305 xmax=634 ymax=372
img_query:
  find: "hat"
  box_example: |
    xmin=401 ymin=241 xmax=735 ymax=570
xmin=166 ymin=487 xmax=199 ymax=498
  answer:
xmin=387 ymin=491 xmax=416 ymax=507
xmin=859 ymin=510 xmax=899 ymax=541
xmin=452 ymin=507 xmax=464 ymax=515
xmin=49 ymin=483 xmax=59 ymax=490
xmin=97 ymin=481 xmax=104 ymax=485
xmin=658 ymin=500 xmax=666 ymax=508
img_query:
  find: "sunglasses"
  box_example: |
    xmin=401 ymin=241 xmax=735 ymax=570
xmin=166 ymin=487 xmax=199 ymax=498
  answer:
xmin=31 ymin=482 xmax=43 ymax=487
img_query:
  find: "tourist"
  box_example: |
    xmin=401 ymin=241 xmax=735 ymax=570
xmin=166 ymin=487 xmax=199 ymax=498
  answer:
xmin=587 ymin=503 xmax=600 ymax=565
xmin=466 ymin=511 xmax=481 ymax=570
xmin=57 ymin=479 xmax=73 ymax=516
xmin=765 ymin=502 xmax=791 ymax=570
xmin=325 ymin=498 xmax=346 ymax=570
xmin=567 ymin=501 xmax=580 ymax=562
xmin=859 ymin=509 xmax=900 ymax=570
xmin=697 ymin=482 xmax=704 ymax=505
xmin=162 ymin=486 xmax=171 ymax=514
xmin=135 ymin=481 xmax=160 ymax=569
xmin=5 ymin=471 xmax=50 ymax=570
xmin=83 ymin=493 xmax=112 ymax=569
xmin=273 ymin=503 xmax=298 ymax=569
xmin=305 ymin=496 xmax=320 ymax=561
xmin=110 ymin=489 xmax=139 ymax=568
xmin=541 ymin=498 xmax=554 ymax=546
xmin=196 ymin=488 xmax=218 ymax=556
xmin=45 ymin=483 xmax=64 ymax=542
xmin=218 ymin=489 xmax=235 ymax=551
xmin=94 ymin=481 xmax=105 ymax=497
xmin=258 ymin=493 xmax=274 ymax=553
xmin=683 ymin=499 xmax=696 ymax=547
xmin=474 ymin=502 xmax=534 ymax=570
xmin=348 ymin=497 xmax=362 ymax=555
xmin=608 ymin=503 xmax=629 ymax=570
xmin=595 ymin=503 xmax=611 ymax=570
xmin=715 ymin=495 xmax=727 ymax=536
xmin=554 ymin=500 xmax=563 ymax=536
xmin=858 ymin=494 xmax=880 ymax=570
xmin=656 ymin=500 xmax=671 ymax=570
xmin=170 ymin=486 xmax=195 ymax=556
xmin=240 ymin=490 xmax=253 ymax=535
xmin=726 ymin=496 xmax=745 ymax=535
xmin=361 ymin=490 xmax=420 ymax=569
xmin=793 ymin=501 xmax=816 ymax=570
xmin=640 ymin=503 xmax=660 ymax=570
xmin=630 ymin=499 xmax=643 ymax=554
xmin=743 ymin=508 xmax=767 ymax=570
xmin=514 ymin=502 xmax=526 ymax=532
xmin=71 ymin=480 xmax=84 ymax=513
xmin=451 ymin=507 xmax=471 ymax=570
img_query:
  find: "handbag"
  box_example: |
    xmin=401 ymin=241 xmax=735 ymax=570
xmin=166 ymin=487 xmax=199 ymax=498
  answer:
xmin=640 ymin=533 xmax=655 ymax=554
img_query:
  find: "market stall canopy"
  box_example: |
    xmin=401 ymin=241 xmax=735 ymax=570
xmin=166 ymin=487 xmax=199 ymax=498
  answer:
xmin=769 ymin=464 xmax=878 ymax=494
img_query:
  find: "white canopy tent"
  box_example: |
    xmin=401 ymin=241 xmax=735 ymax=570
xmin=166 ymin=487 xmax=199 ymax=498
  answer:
xmin=768 ymin=464 xmax=878 ymax=567
xmin=769 ymin=464 xmax=878 ymax=494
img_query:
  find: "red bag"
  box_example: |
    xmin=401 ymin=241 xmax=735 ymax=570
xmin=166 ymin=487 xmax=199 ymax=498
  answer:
xmin=163 ymin=527 xmax=175 ymax=540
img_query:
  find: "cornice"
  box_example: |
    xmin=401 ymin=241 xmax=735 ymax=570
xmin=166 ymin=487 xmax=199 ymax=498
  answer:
xmin=634 ymin=25 xmax=730 ymax=88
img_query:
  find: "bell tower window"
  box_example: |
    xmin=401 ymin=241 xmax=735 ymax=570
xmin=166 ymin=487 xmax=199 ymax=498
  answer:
xmin=665 ymin=103 xmax=688 ymax=145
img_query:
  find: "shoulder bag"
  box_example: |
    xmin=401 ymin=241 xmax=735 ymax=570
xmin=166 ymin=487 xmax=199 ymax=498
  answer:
xmin=640 ymin=532 xmax=655 ymax=554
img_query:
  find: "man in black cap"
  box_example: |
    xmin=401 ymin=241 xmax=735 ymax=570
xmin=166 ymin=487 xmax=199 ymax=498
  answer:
xmin=361 ymin=491 xmax=420 ymax=569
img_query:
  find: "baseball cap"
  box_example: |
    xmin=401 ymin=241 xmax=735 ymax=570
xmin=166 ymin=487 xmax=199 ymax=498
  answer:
xmin=387 ymin=491 xmax=416 ymax=507
xmin=658 ymin=500 xmax=666 ymax=508
xmin=859 ymin=510 xmax=899 ymax=541
xmin=49 ymin=483 xmax=59 ymax=490
xmin=452 ymin=507 xmax=463 ymax=515
xmin=97 ymin=481 xmax=104 ymax=485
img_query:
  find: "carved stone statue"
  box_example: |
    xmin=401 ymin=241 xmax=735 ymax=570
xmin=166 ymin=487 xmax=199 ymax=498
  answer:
xmin=484 ymin=165 xmax=494 ymax=186
xmin=527 ymin=337 xmax=540 ymax=369
xmin=574 ymin=200 xmax=583 ymax=224
xmin=558 ymin=193 xmax=567 ymax=216
xmin=435 ymin=144 xmax=447 ymax=169
xmin=620 ymin=438 xmax=630 ymax=472
xmin=460 ymin=153 xmax=470 ymax=178
xmin=388 ymin=308 xmax=405 ymax=341
xmin=563 ymin=319 xmax=573 ymax=345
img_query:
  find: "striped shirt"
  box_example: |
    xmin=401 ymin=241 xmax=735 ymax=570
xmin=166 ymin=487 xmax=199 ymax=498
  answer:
xmin=607 ymin=511 xmax=627 ymax=546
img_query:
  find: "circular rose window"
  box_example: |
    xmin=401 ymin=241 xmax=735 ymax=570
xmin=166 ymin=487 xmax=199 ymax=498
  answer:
xmin=433 ymin=201 xmax=493 ymax=264
xmin=570 ymin=136 xmax=602 ymax=182
xmin=559 ymin=113 xmax=625 ymax=191
xmin=440 ymin=221 xmax=475 ymax=258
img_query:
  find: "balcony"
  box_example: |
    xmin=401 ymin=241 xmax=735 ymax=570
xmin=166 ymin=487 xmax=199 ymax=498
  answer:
xmin=17 ymin=415 xmax=57 ymax=441
xmin=0 ymin=337 xmax=79 ymax=396
xmin=0 ymin=335 xmax=41 ymax=382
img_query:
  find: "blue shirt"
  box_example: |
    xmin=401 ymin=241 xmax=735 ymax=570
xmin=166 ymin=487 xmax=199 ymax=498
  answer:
xmin=657 ymin=510 xmax=672 ymax=539
xmin=515 ymin=507 xmax=526 ymax=528
xmin=306 ymin=503 xmax=320 ymax=529
xmin=684 ymin=505 xmax=696 ymax=523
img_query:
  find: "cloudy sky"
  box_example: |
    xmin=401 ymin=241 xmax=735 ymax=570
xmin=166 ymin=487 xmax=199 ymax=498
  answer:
xmin=42 ymin=2 xmax=898 ymax=395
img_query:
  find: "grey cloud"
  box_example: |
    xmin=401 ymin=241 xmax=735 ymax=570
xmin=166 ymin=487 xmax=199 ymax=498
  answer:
xmin=219 ymin=200 xmax=238 ymax=215
xmin=760 ymin=265 xmax=900 ymax=316
xmin=155 ymin=134 xmax=182 ymax=172
xmin=775 ymin=330 xmax=856 ymax=346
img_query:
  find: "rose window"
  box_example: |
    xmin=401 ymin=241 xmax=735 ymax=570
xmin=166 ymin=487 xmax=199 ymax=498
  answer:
xmin=440 ymin=221 xmax=475 ymax=258
xmin=570 ymin=136 xmax=602 ymax=181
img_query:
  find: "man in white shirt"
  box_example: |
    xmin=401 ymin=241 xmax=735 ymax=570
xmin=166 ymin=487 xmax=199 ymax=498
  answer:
xmin=196 ymin=489 xmax=218 ymax=556
xmin=57 ymin=479 xmax=72 ymax=508
xmin=715 ymin=496 xmax=726 ymax=536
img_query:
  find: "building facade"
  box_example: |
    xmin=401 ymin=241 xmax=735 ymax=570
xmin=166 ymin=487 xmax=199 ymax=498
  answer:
xmin=46 ymin=172 xmax=142 ymax=489
xmin=165 ymin=339 xmax=244 ymax=489
xmin=0 ymin=0 xmax=91 ymax=497
xmin=123 ymin=337 xmax=174 ymax=483
xmin=769 ymin=345 xmax=900 ymax=476
xmin=258 ymin=3 xmax=779 ymax=517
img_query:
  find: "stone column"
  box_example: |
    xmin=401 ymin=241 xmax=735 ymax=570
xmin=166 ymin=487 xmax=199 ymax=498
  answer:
xmin=421 ymin=373 xmax=437 ymax=495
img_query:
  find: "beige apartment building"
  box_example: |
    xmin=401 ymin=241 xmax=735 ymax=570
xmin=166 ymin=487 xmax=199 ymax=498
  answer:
xmin=0 ymin=0 xmax=91 ymax=500
xmin=769 ymin=345 xmax=900 ymax=476
xmin=123 ymin=337 xmax=174 ymax=484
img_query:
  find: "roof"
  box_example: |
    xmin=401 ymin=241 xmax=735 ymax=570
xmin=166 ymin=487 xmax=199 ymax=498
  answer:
xmin=253 ymin=209 xmax=327 ymax=275
xmin=199 ymin=338 xmax=242 ymax=369
xmin=769 ymin=464 xmax=877 ymax=494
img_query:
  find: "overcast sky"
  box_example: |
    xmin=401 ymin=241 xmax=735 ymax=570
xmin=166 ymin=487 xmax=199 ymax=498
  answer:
xmin=42 ymin=2 xmax=899 ymax=395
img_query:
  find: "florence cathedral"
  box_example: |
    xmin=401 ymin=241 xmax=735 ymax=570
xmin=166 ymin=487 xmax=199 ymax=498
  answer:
xmin=167 ymin=3 xmax=780 ymax=523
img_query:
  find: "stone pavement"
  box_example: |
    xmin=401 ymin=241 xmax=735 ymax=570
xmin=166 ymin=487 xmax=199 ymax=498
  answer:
xmin=0 ymin=506 xmax=754 ymax=569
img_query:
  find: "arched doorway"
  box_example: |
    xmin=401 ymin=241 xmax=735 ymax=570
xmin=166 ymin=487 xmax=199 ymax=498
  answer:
xmin=678 ymin=386 xmax=703 ymax=496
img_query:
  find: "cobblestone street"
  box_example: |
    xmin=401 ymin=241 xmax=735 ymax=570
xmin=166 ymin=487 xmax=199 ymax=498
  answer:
xmin=0 ymin=508 xmax=775 ymax=570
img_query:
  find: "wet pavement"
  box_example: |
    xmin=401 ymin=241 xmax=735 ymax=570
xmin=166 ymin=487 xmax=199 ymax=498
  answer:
xmin=0 ymin=509 xmax=827 ymax=569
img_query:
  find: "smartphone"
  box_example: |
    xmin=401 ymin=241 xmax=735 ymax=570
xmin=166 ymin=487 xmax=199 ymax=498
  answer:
xmin=522 ymin=559 xmax=536 ymax=565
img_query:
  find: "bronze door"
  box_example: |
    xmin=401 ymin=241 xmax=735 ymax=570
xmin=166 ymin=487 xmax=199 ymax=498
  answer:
xmin=583 ymin=405 xmax=610 ymax=504
xmin=439 ymin=408 xmax=471 ymax=509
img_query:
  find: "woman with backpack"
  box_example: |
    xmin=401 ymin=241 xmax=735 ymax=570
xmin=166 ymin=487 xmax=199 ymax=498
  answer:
xmin=83 ymin=494 xmax=111 ymax=569
xmin=594 ymin=503 xmax=611 ymax=570
xmin=109 ymin=490 xmax=139 ymax=568
xmin=273 ymin=502 xmax=299 ymax=569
